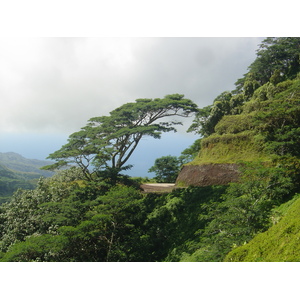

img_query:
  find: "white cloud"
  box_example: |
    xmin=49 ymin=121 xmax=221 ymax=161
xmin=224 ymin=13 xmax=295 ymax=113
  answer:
xmin=0 ymin=37 xmax=264 ymax=135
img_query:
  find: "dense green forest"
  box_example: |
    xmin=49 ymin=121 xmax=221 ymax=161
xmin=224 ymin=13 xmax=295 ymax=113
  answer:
xmin=1 ymin=37 xmax=300 ymax=261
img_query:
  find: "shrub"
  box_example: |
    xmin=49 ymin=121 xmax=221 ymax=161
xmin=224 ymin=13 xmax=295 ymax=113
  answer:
xmin=225 ymin=194 xmax=300 ymax=262
xmin=215 ymin=114 xmax=254 ymax=134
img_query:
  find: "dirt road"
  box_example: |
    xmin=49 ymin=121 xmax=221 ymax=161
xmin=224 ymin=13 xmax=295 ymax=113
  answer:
xmin=140 ymin=183 xmax=176 ymax=193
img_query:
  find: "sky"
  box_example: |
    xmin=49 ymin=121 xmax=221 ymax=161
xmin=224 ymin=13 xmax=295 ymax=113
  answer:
xmin=0 ymin=37 xmax=265 ymax=176
xmin=0 ymin=0 xmax=298 ymax=296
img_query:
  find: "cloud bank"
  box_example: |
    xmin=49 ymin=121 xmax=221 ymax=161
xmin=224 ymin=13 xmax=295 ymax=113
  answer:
xmin=0 ymin=37 xmax=263 ymax=135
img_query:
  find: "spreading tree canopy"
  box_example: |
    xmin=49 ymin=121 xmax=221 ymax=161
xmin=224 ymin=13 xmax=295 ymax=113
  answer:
xmin=43 ymin=94 xmax=198 ymax=179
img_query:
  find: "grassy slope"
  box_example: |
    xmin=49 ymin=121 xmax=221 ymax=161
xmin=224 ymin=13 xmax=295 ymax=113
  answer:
xmin=189 ymin=131 xmax=270 ymax=165
xmin=225 ymin=194 xmax=300 ymax=262
xmin=184 ymin=77 xmax=300 ymax=261
xmin=188 ymin=77 xmax=300 ymax=166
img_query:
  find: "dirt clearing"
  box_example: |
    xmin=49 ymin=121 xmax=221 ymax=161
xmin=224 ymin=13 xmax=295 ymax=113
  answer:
xmin=140 ymin=183 xmax=176 ymax=193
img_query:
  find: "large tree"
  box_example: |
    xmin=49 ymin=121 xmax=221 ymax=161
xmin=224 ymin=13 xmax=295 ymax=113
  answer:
xmin=43 ymin=94 xmax=198 ymax=179
xmin=248 ymin=37 xmax=300 ymax=85
xmin=188 ymin=38 xmax=300 ymax=138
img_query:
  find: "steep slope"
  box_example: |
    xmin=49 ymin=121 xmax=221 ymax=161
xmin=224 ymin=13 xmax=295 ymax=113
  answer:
xmin=173 ymin=38 xmax=300 ymax=261
xmin=225 ymin=194 xmax=300 ymax=262
xmin=176 ymin=75 xmax=300 ymax=187
xmin=177 ymin=38 xmax=300 ymax=187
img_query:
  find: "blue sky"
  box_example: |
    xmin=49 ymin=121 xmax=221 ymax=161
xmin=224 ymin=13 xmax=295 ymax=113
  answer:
xmin=0 ymin=131 xmax=197 ymax=177
xmin=0 ymin=0 xmax=297 ymax=291
xmin=0 ymin=37 xmax=264 ymax=177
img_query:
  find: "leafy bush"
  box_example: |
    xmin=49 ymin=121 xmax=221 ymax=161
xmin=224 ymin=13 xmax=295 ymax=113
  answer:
xmin=148 ymin=155 xmax=181 ymax=183
xmin=252 ymin=82 xmax=277 ymax=101
xmin=225 ymin=194 xmax=300 ymax=262
xmin=214 ymin=114 xmax=254 ymax=134
xmin=180 ymin=161 xmax=296 ymax=262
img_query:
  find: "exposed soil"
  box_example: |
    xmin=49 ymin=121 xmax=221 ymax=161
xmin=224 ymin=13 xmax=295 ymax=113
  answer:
xmin=140 ymin=183 xmax=176 ymax=193
xmin=141 ymin=164 xmax=240 ymax=192
xmin=176 ymin=163 xmax=240 ymax=187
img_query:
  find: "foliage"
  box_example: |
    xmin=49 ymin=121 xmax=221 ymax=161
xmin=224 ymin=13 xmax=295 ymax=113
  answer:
xmin=249 ymin=81 xmax=300 ymax=157
xmin=147 ymin=139 xmax=201 ymax=182
xmin=179 ymin=161 xmax=297 ymax=262
xmin=189 ymin=38 xmax=300 ymax=137
xmin=189 ymin=75 xmax=300 ymax=168
xmin=242 ymin=72 xmax=261 ymax=98
xmin=214 ymin=114 xmax=254 ymax=135
xmin=148 ymin=155 xmax=181 ymax=183
xmin=141 ymin=185 xmax=227 ymax=261
xmin=50 ymin=185 xmax=146 ymax=262
xmin=1 ymin=160 xmax=299 ymax=262
xmin=43 ymin=94 xmax=198 ymax=179
xmin=248 ymin=37 xmax=300 ymax=85
xmin=0 ymin=160 xmax=163 ymax=262
xmin=179 ymin=39 xmax=300 ymax=261
xmin=188 ymin=105 xmax=213 ymax=137
xmin=190 ymin=131 xmax=268 ymax=165
xmin=2 ymin=37 xmax=300 ymax=262
xmin=178 ymin=138 xmax=201 ymax=164
xmin=0 ymin=172 xmax=228 ymax=262
xmin=225 ymin=194 xmax=300 ymax=262
xmin=0 ymin=167 xmax=96 ymax=253
xmin=188 ymin=92 xmax=232 ymax=137
xmin=0 ymin=234 xmax=68 ymax=262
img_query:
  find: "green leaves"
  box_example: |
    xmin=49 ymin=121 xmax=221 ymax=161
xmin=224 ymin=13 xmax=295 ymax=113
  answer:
xmin=225 ymin=194 xmax=300 ymax=262
xmin=188 ymin=91 xmax=239 ymax=137
xmin=189 ymin=38 xmax=300 ymax=139
xmin=0 ymin=234 xmax=68 ymax=262
xmin=148 ymin=155 xmax=181 ymax=183
xmin=249 ymin=37 xmax=300 ymax=85
xmin=190 ymin=162 xmax=296 ymax=261
xmin=44 ymin=94 xmax=197 ymax=179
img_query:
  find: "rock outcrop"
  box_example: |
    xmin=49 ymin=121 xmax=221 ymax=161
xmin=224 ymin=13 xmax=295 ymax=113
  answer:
xmin=175 ymin=163 xmax=240 ymax=187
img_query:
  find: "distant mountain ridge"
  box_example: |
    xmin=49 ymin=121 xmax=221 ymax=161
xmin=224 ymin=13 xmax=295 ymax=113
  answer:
xmin=0 ymin=152 xmax=54 ymax=178
xmin=0 ymin=152 xmax=54 ymax=203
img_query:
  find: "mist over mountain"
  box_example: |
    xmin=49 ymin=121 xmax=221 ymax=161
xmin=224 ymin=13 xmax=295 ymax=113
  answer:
xmin=0 ymin=152 xmax=54 ymax=203
xmin=0 ymin=152 xmax=54 ymax=178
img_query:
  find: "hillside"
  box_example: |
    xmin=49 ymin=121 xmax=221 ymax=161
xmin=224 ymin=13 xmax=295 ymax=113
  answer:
xmin=225 ymin=194 xmax=300 ymax=261
xmin=0 ymin=37 xmax=300 ymax=262
xmin=0 ymin=152 xmax=54 ymax=178
xmin=174 ymin=38 xmax=300 ymax=261
xmin=0 ymin=152 xmax=54 ymax=203
xmin=177 ymin=71 xmax=300 ymax=186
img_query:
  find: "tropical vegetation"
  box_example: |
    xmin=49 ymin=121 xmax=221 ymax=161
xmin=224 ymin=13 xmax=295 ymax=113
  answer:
xmin=1 ymin=37 xmax=300 ymax=261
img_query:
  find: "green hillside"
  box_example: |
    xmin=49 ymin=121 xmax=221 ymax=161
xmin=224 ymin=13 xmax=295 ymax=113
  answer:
xmin=225 ymin=194 xmax=300 ymax=262
xmin=0 ymin=152 xmax=54 ymax=178
xmin=0 ymin=164 xmax=35 ymax=203
xmin=0 ymin=153 xmax=54 ymax=203
xmin=190 ymin=73 xmax=300 ymax=166
xmin=180 ymin=37 xmax=300 ymax=261
xmin=0 ymin=38 xmax=300 ymax=262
